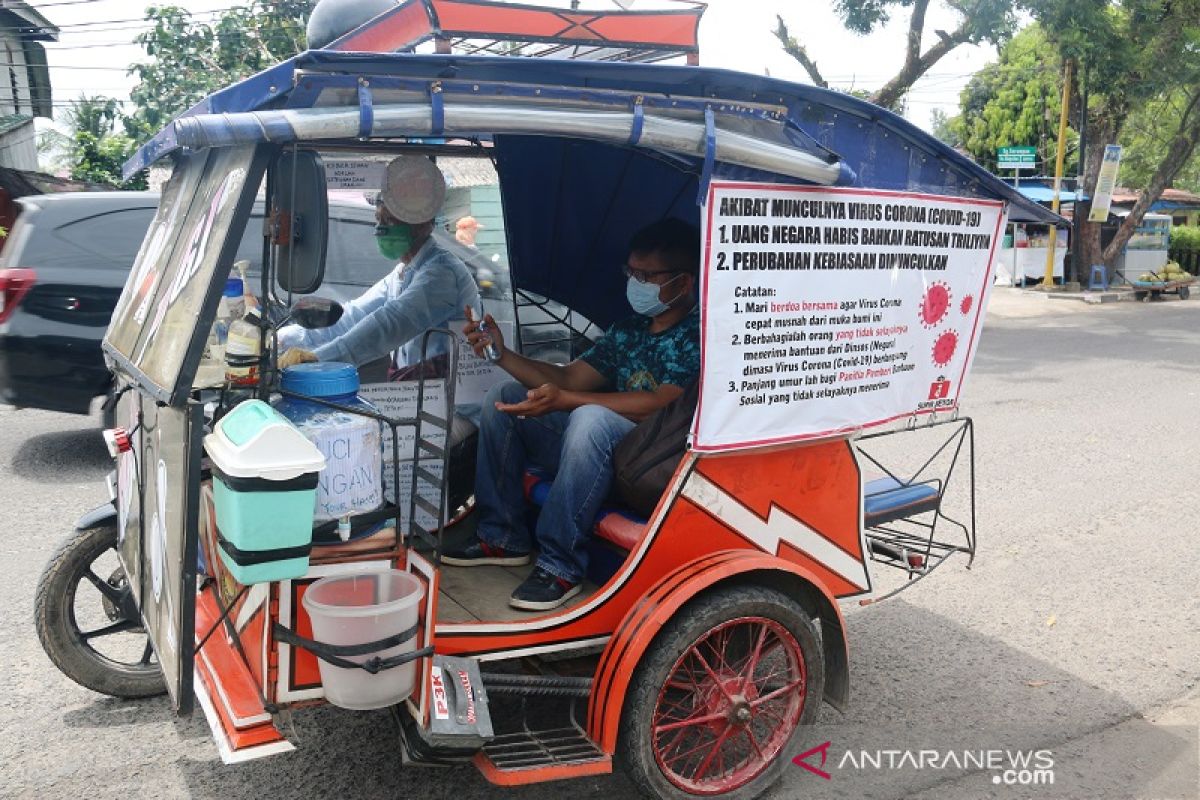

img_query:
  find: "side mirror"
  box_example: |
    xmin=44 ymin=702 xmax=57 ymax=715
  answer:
xmin=271 ymin=150 xmax=328 ymax=295
xmin=290 ymin=296 xmax=344 ymax=330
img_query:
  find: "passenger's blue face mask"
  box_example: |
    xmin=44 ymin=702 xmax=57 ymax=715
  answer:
xmin=626 ymin=273 xmax=685 ymax=317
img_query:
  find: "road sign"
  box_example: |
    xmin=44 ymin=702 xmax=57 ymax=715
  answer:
xmin=997 ymin=146 xmax=1037 ymax=171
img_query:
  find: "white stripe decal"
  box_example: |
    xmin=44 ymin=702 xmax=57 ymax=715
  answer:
xmin=194 ymin=675 xmax=294 ymax=764
xmin=681 ymin=473 xmax=869 ymax=591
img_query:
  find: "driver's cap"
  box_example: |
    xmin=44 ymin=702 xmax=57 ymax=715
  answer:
xmin=380 ymin=155 xmax=446 ymax=224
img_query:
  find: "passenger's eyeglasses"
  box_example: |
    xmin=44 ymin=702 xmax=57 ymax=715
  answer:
xmin=623 ymin=264 xmax=686 ymax=285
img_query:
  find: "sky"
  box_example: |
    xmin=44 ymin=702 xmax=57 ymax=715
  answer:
xmin=34 ymin=0 xmax=1004 ymax=135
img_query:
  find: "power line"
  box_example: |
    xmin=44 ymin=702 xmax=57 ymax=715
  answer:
xmin=27 ymin=0 xmax=130 ymax=7
xmin=15 ymin=8 xmax=240 ymax=34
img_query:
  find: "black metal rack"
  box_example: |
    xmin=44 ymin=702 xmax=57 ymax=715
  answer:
xmin=854 ymin=416 xmax=976 ymax=603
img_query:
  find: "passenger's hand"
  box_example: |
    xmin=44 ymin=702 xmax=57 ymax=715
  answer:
xmin=463 ymin=306 xmax=505 ymax=359
xmin=279 ymin=348 xmax=318 ymax=369
xmin=495 ymin=383 xmax=562 ymax=418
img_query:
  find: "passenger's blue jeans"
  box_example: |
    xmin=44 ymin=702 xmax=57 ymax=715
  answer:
xmin=475 ymin=380 xmax=636 ymax=583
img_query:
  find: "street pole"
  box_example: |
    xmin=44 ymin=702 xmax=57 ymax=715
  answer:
xmin=1013 ymin=169 xmax=1021 ymax=287
xmin=1042 ymin=58 xmax=1073 ymax=288
xmin=1072 ymin=60 xmax=1089 ymax=286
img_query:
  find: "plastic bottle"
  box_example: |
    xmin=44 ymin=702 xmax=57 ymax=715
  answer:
xmin=205 ymin=277 xmax=243 ymax=361
xmin=225 ymin=308 xmax=262 ymax=385
xmin=235 ymin=259 xmax=257 ymax=318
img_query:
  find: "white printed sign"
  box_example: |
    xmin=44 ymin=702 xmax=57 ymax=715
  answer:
xmin=324 ymin=158 xmax=387 ymax=191
xmin=360 ymin=381 xmax=449 ymax=528
xmin=1087 ymin=145 xmax=1123 ymax=223
xmin=449 ymin=318 xmax=515 ymax=405
xmin=693 ymin=182 xmax=1005 ymax=452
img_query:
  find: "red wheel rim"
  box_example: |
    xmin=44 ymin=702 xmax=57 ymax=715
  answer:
xmin=650 ymin=616 xmax=807 ymax=795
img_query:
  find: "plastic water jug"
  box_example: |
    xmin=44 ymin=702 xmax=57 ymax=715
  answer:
xmin=275 ymin=362 xmax=384 ymax=524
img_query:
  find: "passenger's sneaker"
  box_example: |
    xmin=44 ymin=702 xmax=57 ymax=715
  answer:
xmin=442 ymin=539 xmax=531 ymax=567
xmin=509 ymin=567 xmax=581 ymax=611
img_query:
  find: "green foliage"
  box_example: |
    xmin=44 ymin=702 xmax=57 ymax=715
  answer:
xmin=777 ymin=1 xmax=1020 ymax=110
xmin=126 ymin=1 xmax=314 ymax=142
xmin=1119 ymin=89 xmax=1200 ymax=193
xmin=44 ymin=95 xmax=148 ymax=189
xmin=950 ymin=25 xmax=1072 ymax=173
xmin=70 ymin=130 xmax=146 ymax=190
xmin=1171 ymin=225 xmax=1200 ymax=251
xmin=929 ymin=108 xmax=961 ymax=148
xmin=834 ymin=0 xmax=1017 ymax=45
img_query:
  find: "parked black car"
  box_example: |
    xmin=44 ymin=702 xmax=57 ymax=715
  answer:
xmin=0 ymin=191 xmax=542 ymax=419
xmin=0 ymin=193 xmax=160 ymax=415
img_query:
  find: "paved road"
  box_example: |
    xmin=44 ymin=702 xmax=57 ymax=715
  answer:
xmin=1 ymin=289 xmax=1198 ymax=799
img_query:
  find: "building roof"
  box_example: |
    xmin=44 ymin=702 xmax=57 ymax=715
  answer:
xmin=0 ymin=166 xmax=114 ymax=198
xmin=0 ymin=113 xmax=31 ymax=137
xmin=0 ymin=1 xmax=58 ymax=41
xmin=1111 ymin=187 xmax=1200 ymax=208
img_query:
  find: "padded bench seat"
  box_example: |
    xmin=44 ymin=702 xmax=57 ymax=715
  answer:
xmin=863 ymin=477 xmax=940 ymax=527
xmin=524 ymin=470 xmax=648 ymax=551
xmin=522 ymin=472 xmax=940 ymax=555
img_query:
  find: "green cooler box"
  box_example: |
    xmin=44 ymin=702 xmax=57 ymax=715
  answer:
xmin=204 ymin=400 xmax=326 ymax=584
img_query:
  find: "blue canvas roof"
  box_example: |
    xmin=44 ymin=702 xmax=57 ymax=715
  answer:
xmin=127 ymin=52 xmax=1065 ymax=328
xmin=129 ymin=51 xmax=1058 ymax=223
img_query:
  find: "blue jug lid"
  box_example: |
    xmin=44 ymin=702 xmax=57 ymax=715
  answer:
xmin=223 ymin=277 xmax=243 ymax=298
xmin=281 ymin=361 xmax=360 ymax=398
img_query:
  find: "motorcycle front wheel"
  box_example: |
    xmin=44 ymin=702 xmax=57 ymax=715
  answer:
xmin=35 ymin=524 xmax=166 ymax=698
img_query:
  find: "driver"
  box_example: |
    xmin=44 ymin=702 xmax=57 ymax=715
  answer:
xmin=277 ymin=155 xmax=481 ymax=373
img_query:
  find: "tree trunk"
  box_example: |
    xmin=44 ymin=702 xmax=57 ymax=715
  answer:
xmin=1101 ymin=91 xmax=1200 ymax=265
xmin=1075 ymin=111 xmax=1116 ymax=279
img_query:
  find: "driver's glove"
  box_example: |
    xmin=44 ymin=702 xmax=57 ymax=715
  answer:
xmin=279 ymin=348 xmax=318 ymax=369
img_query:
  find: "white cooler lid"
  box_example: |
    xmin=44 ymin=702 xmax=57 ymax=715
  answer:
xmin=204 ymin=400 xmax=326 ymax=481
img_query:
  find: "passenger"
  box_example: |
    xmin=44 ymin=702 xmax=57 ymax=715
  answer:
xmin=444 ymin=219 xmax=701 ymax=611
xmin=277 ymin=155 xmax=481 ymax=374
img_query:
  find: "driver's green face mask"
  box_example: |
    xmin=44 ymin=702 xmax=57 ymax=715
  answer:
xmin=375 ymin=223 xmax=413 ymax=260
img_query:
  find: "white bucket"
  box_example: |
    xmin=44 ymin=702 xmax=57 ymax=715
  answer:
xmin=302 ymin=569 xmax=425 ymax=710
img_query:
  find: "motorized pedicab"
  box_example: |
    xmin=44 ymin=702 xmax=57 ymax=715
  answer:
xmin=33 ymin=17 xmax=1061 ymax=799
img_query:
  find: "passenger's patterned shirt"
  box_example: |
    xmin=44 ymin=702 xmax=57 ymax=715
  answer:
xmin=580 ymin=308 xmax=700 ymax=392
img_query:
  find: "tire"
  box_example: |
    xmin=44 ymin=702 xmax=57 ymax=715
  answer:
xmin=35 ymin=524 xmax=166 ymax=698
xmin=1179 ymin=285 xmax=1190 ymax=300
xmin=618 ymin=585 xmax=824 ymax=800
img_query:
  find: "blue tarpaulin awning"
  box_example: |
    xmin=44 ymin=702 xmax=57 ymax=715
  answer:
xmin=1015 ymin=185 xmax=1083 ymax=203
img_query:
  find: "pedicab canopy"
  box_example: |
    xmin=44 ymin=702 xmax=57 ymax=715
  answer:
xmin=117 ymin=52 xmax=1062 ymax=448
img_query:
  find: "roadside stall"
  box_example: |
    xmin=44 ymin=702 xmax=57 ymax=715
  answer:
xmin=33 ymin=7 xmax=1061 ymax=797
xmin=995 ymin=223 xmax=1070 ymax=285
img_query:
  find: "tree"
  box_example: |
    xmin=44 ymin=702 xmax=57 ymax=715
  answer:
xmin=949 ymin=25 xmax=1071 ymax=174
xmin=941 ymin=3 xmax=1200 ymax=275
xmin=1119 ymin=88 xmax=1200 ymax=194
xmin=39 ymin=95 xmax=146 ymax=188
xmin=71 ymin=129 xmax=146 ymax=189
xmin=126 ymin=2 xmax=314 ymax=143
xmin=929 ymin=108 xmax=962 ymax=149
xmin=1022 ymin=0 xmax=1200 ymax=272
xmin=774 ymin=0 xmax=1019 ymax=111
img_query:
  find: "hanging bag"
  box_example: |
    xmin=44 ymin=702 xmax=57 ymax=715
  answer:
xmin=611 ymin=381 xmax=699 ymax=517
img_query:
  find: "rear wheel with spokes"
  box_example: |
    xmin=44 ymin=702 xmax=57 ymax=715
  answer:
xmin=619 ymin=586 xmax=824 ymax=799
xmin=35 ymin=524 xmax=165 ymax=698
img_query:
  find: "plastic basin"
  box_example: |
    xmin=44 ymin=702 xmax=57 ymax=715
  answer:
xmin=302 ymin=569 xmax=425 ymax=710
